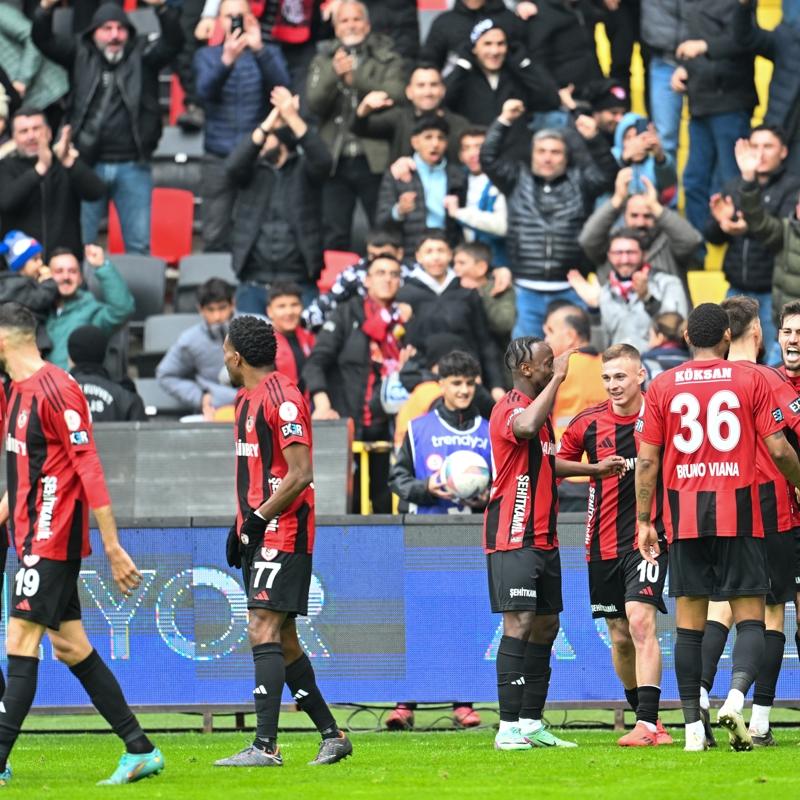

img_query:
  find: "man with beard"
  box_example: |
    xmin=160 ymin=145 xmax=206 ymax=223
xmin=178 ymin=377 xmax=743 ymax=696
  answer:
xmin=0 ymin=111 xmax=104 ymax=259
xmin=225 ymin=85 xmax=331 ymax=314
xmin=156 ymin=278 xmax=237 ymax=420
xmin=579 ymin=166 xmax=703 ymax=285
xmin=32 ymin=0 xmax=183 ymax=255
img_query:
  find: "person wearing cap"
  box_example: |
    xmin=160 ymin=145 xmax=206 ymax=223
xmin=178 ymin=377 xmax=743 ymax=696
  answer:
xmin=32 ymin=0 xmax=183 ymax=254
xmin=443 ymin=17 xmax=560 ymax=158
xmin=225 ymin=85 xmax=331 ymax=315
xmin=68 ymin=325 xmax=147 ymax=422
xmin=0 ymin=230 xmax=58 ymax=353
xmin=376 ymin=114 xmax=466 ymax=255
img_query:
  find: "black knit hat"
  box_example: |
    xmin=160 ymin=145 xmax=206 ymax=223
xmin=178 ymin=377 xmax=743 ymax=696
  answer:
xmin=85 ymin=3 xmax=135 ymax=36
xmin=68 ymin=325 xmax=108 ymax=365
xmin=582 ymin=78 xmax=629 ymax=112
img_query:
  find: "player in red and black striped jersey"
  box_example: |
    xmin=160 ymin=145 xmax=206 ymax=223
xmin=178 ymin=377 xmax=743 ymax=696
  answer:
xmin=215 ymin=316 xmax=351 ymax=769
xmin=0 ymin=304 xmax=162 ymax=787
xmin=485 ymin=337 xmax=625 ymax=750
xmin=559 ymin=344 xmax=672 ymax=747
xmin=636 ymin=303 xmax=800 ymax=752
xmin=699 ymin=297 xmax=800 ymax=747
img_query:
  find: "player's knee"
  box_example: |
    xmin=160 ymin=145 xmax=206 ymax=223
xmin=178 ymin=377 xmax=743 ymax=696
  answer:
xmin=531 ymin=614 xmax=560 ymax=645
xmin=503 ymin=611 xmax=535 ymax=640
xmin=247 ymin=616 xmax=280 ymax=646
xmin=626 ymin=607 xmax=656 ymax=646
xmin=50 ymin=638 xmax=89 ymax=666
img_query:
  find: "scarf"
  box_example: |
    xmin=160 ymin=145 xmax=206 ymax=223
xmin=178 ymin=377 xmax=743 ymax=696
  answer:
xmin=609 ymin=264 xmax=650 ymax=302
xmin=361 ymin=297 xmax=404 ymax=428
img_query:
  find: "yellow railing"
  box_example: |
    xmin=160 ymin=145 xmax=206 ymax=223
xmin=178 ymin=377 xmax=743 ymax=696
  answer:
xmin=351 ymin=440 xmax=396 ymax=515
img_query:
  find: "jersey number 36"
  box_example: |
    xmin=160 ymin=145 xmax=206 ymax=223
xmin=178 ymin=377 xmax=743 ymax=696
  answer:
xmin=669 ymin=390 xmax=741 ymax=454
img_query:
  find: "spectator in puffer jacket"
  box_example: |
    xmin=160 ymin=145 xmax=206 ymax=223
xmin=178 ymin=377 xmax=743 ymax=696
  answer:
xmin=480 ymin=97 xmax=619 ymax=339
xmin=194 ymin=0 xmax=289 ymax=253
xmin=706 ymin=124 xmax=800 ymax=358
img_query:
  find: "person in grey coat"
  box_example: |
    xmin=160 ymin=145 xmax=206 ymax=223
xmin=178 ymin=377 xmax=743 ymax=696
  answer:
xmin=569 ymin=228 xmax=689 ymax=353
xmin=156 ymin=278 xmax=238 ymax=419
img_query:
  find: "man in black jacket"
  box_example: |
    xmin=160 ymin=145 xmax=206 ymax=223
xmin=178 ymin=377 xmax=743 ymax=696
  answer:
xmin=706 ymin=124 xmax=800 ymax=362
xmin=0 ymin=110 xmax=104 ymax=259
xmin=32 ymin=0 xmax=183 ymax=254
xmin=68 ymin=325 xmax=147 ymax=422
xmin=225 ymin=85 xmax=331 ymax=314
xmin=481 ymin=98 xmax=619 ymax=338
xmin=671 ymin=0 xmax=757 ymax=232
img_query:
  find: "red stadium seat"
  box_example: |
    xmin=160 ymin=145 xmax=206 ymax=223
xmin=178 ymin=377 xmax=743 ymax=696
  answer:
xmin=123 ymin=0 xmax=137 ymax=10
xmin=151 ymin=188 xmax=194 ymax=265
xmin=169 ymin=74 xmax=186 ymax=127
xmin=107 ymin=202 xmax=124 ymax=254
xmin=318 ymin=250 xmax=359 ymax=293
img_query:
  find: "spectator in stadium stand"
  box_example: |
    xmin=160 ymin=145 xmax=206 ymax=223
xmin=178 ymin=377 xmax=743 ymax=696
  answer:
xmin=45 ymin=243 xmax=134 ymax=370
xmin=706 ymin=125 xmax=800 ymax=360
xmin=579 ymin=166 xmax=703 ymax=285
xmin=266 ymin=282 xmax=315 ymax=395
xmin=32 ymin=0 xmax=184 ymax=256
xmin=306 ymin=0 xmax=405 ymax=251
xmin=568 ymin=228 xmax=689 ymax=354
xmin=670 ymin=0 xmax=759 ymax=233
xmin=0 ymin=110 xmax=105 ymax=260
xmin=420 ymin=0 xmax=527 ymax=73
xmin=566 ymin=78 xmax=629 ymax=149
xmin=452 ymin=240 xmax=516 ymax=353
xmin=640 ymin=0 xmax=688 ymax=165
xmin=376 ymin=116 xmax=466 ymax=255
xmin=640 ymin=311 xmax=689 ymax=382
xmin=352 ymin=64 xmax=471 ymax=165
xmin=734 ymin=0 xmax=800 ymax=174
xmin=67 ymin=324 xmax=147 ymax=422
xmin=0 ymin=66 xmax=17 ymax=156
xmin=194 ymin=0 xmax=290 ymax=253
xmin=543 ymin=301 xmax=606 ymax=511
xmin=333 ymin=0 xmax=421 ymax=64
xmin=225 ymin=85 xmax=330 ymax=314
xmin=302 ymin=226 xmax=411 ymax=333
xmin=0 ymin=4 xmax=68 ymax=127
xmin=611 ymin=113 xmax=676 ymax=200
xmin=526 ymin=0 xmax=605 ymax=99
xmin=302 ymin=255 xmax=408 ymax=513
xmin=0 ymin=230 xmax=58 ymax=354
xmin=442 ymin=19 xmax=561 ymax=159
xmin=397 ymin=229 xmax=506 ymax=400
xmin=156 ymin=278 xmax=238 ymax=420
xmin=480 ymin=98 xmax=619 ymax=339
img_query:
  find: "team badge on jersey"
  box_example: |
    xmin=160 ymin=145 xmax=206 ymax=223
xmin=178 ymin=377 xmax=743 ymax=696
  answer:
xmin=17 ymin=410 xmax=27 ymax=429
xmin=246 ymin=415 xmax=255 ymax=433
xmin=63 ymin=409 xmax=82 ymax=432
xmin=279 ymin=401 xmax=299 ymax=422
xmin=261 ymin=548 xmax=278 ymax=561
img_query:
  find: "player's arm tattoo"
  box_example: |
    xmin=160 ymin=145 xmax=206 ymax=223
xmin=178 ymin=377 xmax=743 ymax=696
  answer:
xmin=635 ymin=442 xmax=661 ymax=521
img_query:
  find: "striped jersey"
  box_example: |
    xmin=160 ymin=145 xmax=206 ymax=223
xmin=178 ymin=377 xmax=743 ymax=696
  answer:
xmin=234 ymin=370 xmax=315 ymax=553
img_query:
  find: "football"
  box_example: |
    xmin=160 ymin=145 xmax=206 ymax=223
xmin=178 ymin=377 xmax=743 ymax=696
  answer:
xmin=439 ymin=450 xmax=491 ymax=500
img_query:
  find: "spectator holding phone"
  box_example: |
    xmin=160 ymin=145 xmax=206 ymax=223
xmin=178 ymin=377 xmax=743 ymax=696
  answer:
xmin=611 ymin=113 xmax=676 ymax=201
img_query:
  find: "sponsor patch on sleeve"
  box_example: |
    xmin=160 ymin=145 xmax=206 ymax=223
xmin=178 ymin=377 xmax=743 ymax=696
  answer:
xmin=506 ymin=407 xmax=525 ymax=428
xmin=70 ymin=430 xmax=89 ymax=445
xmin=773 ymin=407 xmax=785 ymax=423
xmin=789 ymin=397 xmax=800 ymax=414
xmin=281 ymin=422 xmax=304 ymax=438
xmin=635 ymin=418 xmax=644 ymax=433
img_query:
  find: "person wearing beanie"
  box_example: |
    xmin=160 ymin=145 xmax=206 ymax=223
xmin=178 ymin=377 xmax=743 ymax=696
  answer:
xmin=68 ymin=325 xmax=147 ymax=422
xmin=32 ymin=0 xmax=183 ymax=254
xmin=0 ymin=230 xmax=57 ymax=353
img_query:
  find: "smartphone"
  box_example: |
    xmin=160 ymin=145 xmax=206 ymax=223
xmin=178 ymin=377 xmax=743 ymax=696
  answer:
xmin=633 ymin=118 xmax=650 ymax=135
xmin=230 ymin=14 xmax=244 ymax=34
xmin=630 ymin=164 xmax=645 ymax=194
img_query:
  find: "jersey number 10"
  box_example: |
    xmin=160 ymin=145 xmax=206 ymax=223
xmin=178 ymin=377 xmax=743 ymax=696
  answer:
xmin=670 ymin=390 xmax=741 ymax=454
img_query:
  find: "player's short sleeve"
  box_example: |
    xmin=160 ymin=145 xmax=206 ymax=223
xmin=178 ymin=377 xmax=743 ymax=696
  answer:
xmin=752 ymin=370 xmax=784 ymax=439
xmin=268 ymin=389 xmax=312 ymax=449
xmin=639 ymin=379 xmax=664 ymax=447
xmin=557 ymin=416 xmax=585 ymax=462
xmin=769 ymin=376 xmax=800 ymax=437
xmin=46 ymin=376 xmax=96 ymax=452
xmin=498 ymin=399 xmax=528 ymax=444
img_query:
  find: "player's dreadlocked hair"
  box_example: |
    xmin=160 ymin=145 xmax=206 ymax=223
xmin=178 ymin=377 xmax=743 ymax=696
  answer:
xmin=504 ymin=336 xmax=543 ymax=373
xmin=720 ymin=296 xmax=759 ymax=341
xmin=686 ymin=303 xmax=729 ymax=349
xmin=228 ymin=315 xmax=277 ymax=368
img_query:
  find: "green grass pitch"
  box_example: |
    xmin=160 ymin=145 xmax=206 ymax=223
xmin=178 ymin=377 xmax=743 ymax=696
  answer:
xmin=5 ymin=720 xmax=800 ymax=799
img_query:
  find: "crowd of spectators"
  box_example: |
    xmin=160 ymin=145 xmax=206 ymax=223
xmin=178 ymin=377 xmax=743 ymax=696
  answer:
xmin=1 ymin=0 xmax=800 ymax=514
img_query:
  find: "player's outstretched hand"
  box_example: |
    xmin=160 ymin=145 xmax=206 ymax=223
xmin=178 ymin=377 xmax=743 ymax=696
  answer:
xmin=637 ymin=521 xmax=660 ymax=565
xmin=226 ymin=523 xmax=242 ymax=568
xmin=107 ymin=545 xmax=143 ymax=596
xmin=595 ymin=455 xmax=627 ymax=477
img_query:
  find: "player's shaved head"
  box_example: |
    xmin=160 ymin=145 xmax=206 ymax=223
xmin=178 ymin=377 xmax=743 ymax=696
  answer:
xmin=686 ymin=303 xmax=730 ymax=349
xmin=0 ymin=302 xmax=37 ymax=342
xmin=720 ymin=296 xmax=760 ymax=341
xmin=227 ymin=315 xmax=277 ymax=368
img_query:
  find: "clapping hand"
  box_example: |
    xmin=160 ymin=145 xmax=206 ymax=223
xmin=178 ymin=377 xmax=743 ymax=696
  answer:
xmin=734 ymin=137 xmax=760 ymax=182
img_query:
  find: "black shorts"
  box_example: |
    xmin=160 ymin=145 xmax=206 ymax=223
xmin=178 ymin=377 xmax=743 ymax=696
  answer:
xmin=765 ymin=531 xmax=797 ymax=606
xmin=10 ymin=557 xmax=82 ymax=630
xmin=487 ymin=547 xmax=562 ymax=615
xmin=669 ymin=537 xmax=768 ymax=599
xmin=241 ymin=546 xmax=311 ymax=616
xmin=794 ymin=528 xmax=800 ymax=595
xmin=588 ymin=549 xmax=668 ymax=619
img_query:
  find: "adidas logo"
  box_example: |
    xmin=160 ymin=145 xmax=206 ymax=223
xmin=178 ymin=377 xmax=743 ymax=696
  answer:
xmin=599 ymin=436 xmax=614 ymax=450
xmin=15 ymin=599 xmax=31 ymax=612
xmin=253 ymin=685 xmax=268 ymax=695
xmin=639 ymin=586 xmax=654 ymax=597
xmin=511 ymin=677 xmax=526 ymax=686
xmin=294 ymin=689 xmax=308 ymax=700
xmin=254 ymin=590 xmax=269 ymax=602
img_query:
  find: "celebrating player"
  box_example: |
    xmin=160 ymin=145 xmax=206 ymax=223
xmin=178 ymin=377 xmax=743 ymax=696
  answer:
xmin=485 ymin=337 xmax=625 ymax=750
xmin=636 ymin=303 xmax=800 ymax=751
xmin=699 ymin=297 xmax=800 ymax=747
xmin=559 ymin=344 xmax=672 ymax=747
xmin=0 ymin=303 xmax=162 ymax=786
xmin=215 ymin=316 xmax=352 ymax=768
